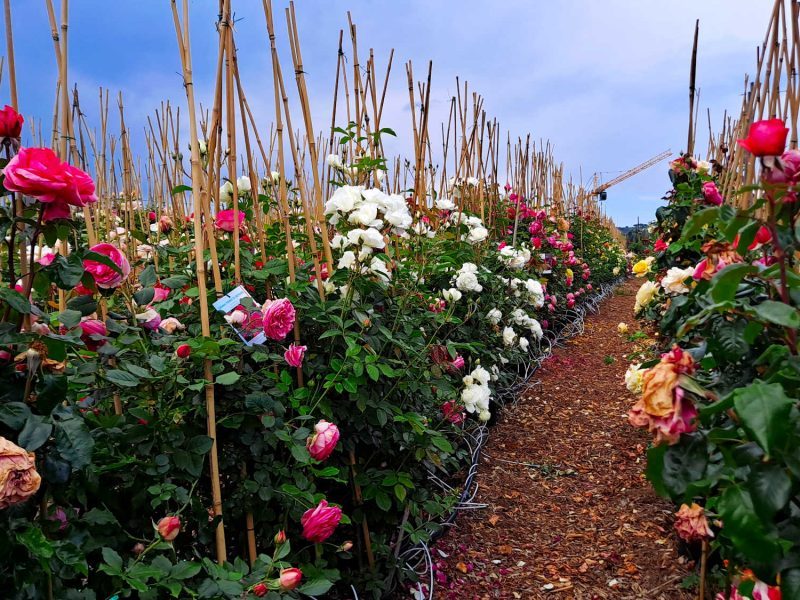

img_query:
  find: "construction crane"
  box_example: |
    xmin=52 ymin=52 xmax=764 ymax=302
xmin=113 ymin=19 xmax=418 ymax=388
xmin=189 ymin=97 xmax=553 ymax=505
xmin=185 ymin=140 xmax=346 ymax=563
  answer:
xmin=590 ymin=149 xmax=672 ymax=200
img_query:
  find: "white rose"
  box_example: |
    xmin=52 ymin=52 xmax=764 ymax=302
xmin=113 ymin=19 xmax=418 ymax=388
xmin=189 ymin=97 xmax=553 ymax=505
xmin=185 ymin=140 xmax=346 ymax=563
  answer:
xmin=338 ymin=251 xmax=357 ymax=270
xmin=625 ymin=363 xmax=645 ymax=394
xmin=435 ymin=198 xmax=456 ymax=211
xmin=487 ymin=308 xmax=502 ymax=325
xmin=467 ymin=226 xmax=489 ymax=244
xmin=661 ymin=266 xmax=694 ymax=295
xmin=326 ymin=154 xmax=344 ymax=170
xmin=519 ymin=337 xmax=530 ymax=352
xmin=442 ymin=288 xmax=462 ymax=303
xmin=236 ymin=176 xmax=252 ymax=193
xmin=502 ymin=326 xmax=516 ymax=347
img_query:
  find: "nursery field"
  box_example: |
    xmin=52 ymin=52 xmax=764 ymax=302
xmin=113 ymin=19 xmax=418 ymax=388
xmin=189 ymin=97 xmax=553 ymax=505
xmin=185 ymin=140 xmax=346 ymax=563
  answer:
xmin=0 ymin=1 xmax=798 ymax=599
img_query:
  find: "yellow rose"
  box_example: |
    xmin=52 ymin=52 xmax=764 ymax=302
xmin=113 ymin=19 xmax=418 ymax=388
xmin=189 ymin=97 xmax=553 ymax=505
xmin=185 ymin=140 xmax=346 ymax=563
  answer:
xmin=617 ymin=322 xmax=629 ymax=334
xmin=632 ymin=259 xmax=651 ymax=277
xmin=634 ymin=280 xmax=659 ymax=314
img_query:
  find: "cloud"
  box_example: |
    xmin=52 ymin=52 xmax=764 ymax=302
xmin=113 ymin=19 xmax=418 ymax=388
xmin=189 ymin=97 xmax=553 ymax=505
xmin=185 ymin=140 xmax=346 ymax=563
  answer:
xmin=4 ymin=0 xmax=769 ymax=225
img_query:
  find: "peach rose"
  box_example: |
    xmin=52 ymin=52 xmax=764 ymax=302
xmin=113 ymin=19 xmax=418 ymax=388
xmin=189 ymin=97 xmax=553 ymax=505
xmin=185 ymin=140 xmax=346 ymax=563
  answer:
xmin=0 ymin=436 xmax=42 ymax=509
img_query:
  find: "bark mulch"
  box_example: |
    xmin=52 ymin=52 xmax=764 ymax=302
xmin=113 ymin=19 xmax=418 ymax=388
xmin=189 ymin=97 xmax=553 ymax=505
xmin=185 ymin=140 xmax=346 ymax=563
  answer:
xmin=429 ymin=279 xmax=694 ymax=600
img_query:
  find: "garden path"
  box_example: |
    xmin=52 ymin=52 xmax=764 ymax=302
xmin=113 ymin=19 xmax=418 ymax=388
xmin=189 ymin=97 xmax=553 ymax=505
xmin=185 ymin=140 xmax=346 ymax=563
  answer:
xmin=431 ymin=279 xmax=694 ymax=600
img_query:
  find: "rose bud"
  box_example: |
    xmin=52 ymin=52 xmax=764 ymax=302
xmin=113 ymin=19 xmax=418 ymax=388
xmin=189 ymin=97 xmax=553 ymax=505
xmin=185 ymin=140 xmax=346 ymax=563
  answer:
xmin=0 ymin=105 xmax=24 ymax=139
xmin=148 ymin=211 xmax=157 ymax=222
xmin=176 ymin=344 xmax=191 ymax=359
xmin=340 ymin=541 xmax=354 ymax=552
xmin=301 ymin=500 xmax=342 ymax=543
xmin=252 ymin=583 xmax=268 ymax=597
xmin=132 ymin=542 xmax=146 ymax=556
xmin=284 ymin=343 xmax=307 ymax=368
xmin=279 ymin=568 xmax=302 ymax=591
xmin=156 ymin=516 xmax=181 ymax=541
xmin=274 ymin=530 xmax=287 ymax=545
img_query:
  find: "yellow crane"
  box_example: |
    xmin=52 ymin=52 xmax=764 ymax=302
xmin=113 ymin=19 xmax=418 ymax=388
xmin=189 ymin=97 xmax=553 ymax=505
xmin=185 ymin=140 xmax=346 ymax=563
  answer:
xmin=590 ymin=149 xmax=672 ymax=201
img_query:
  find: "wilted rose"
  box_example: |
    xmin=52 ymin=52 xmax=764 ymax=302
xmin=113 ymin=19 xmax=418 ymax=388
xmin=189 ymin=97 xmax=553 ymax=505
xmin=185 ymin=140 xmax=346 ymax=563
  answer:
xmin=675 ymin=503 xmax=713 ymax=542
xmin=0 ymin=437 xmax=41 ymax=510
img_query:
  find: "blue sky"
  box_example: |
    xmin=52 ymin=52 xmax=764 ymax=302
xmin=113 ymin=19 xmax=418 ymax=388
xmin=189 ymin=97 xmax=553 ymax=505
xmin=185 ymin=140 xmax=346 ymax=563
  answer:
xmin=3 ymin=1 xmax=766 ymax=227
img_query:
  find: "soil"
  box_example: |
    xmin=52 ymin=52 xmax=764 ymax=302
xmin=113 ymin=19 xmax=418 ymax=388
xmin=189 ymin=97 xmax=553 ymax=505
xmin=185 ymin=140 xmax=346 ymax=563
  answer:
xmin=430 ymin=279 xmax=694 ymax=600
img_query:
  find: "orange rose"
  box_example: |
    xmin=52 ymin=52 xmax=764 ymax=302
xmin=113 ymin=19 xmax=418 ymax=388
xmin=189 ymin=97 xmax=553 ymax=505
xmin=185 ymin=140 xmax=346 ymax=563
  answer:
xmin=641 ymin=362 xmax=680 ymax=417
xmin=0 ymin=437 xmax=42 ymax=510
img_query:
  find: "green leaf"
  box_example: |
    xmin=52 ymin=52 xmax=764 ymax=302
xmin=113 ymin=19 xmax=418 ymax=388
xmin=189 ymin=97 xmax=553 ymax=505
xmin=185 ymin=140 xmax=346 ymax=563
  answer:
xmin=57 ymin=309 xmax=83 ymax=329
xmin=160 ymin=276 xmax=189 ymax=289
xmin=0 ymin=402 xmax=31 ymax=429
xmin=0 ymin=287 xmax=31 ymax=313
xmin=748 ymin=463 xmax=791 ymax=519
xmin=661 ymin=434 xmax=709 ymax=498
xmin=215 ymin=372 xmax=240 ymax=386
xmin=709 ymin=264 xmax=756 ymax=303
xmin=291 ymin=443 xmax=311 ymax=464
xmin=49 ymin=254 xmax=83 ymax=289
xmin=54 ymin=417 xmax=94 ymax=469
xmin=366 ymin=364 xmax=380 ymax=381
xmin=186 ymin=435 xmax=213 ymax=455
xmin=171 ymin=184 xmax=192 ymax=196
xmin=733 ymin=381 xmax=794 ymax=456
xmin=298 ymin=579 xmax=334 ymax=596
xmin=681 ymin=206 xmax=719 ymax=238
xmin=170 ymin=560 xmax=202 ymax=580
xmin=718 ymin=485 xmax=781 ymax=564
xmin=101 ymin=547 xmax=123 ymax=572
xmin=139 ymin=265 xmax=157 ymax=288
xmin=16 ymin=526 xmax=55 ymax=560
xmin=753 ymin=300 xmax=800 ymax=329
xmin=18 ymin=415 xmax=53 ymax=451
xmin=106 ymin=369 xmax=141 ymax=388
xmin=82 ymin=250 xmax=123 ymax=276
xmin=83 ymin=508 xmax=119 ymax=526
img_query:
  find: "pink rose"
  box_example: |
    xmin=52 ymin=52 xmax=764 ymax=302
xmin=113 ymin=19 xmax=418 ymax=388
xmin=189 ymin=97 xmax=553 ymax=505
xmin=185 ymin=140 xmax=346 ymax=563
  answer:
xmin=737 ymin=118 xmax=789 ymax=156
xmin=262 ymin=298 xmax=295 ymax=341
xmin=159 ymin=215 xmax=173 ymax=233
xmin=300 ymin=500 xmax=342 ymax=543
xmin=79 ymin=319 xmax=107 ymax=351
xmin=306 ymin=420 xmax=340 ymax=461
xmin=157 ymin=516 xmax=181 ymax=541
xmin=674 ymin=503 xmax=713 ymax=543
xmin=279 ymin=568 xmax=302 ymax=591
xmin=0 ymin=436 xmax=41 ymax=509
xmin=215 ymin=209 xmax=243 ymax=233
xmin=284 ymin=343 xmax=307 ymax=367
xmin=3 ymin=147 xmax=97 ymax=221
xmin=83 ymin=243 xmax=131 ymax=289
xmin=701 ymin=181 xmax=724 ymax=206
xmin=442 ymin=400 xmax=465 ymax=425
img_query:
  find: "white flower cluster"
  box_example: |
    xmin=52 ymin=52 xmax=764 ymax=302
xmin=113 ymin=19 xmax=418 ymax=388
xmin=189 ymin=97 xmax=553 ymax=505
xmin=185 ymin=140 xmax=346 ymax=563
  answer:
xmin=453 ymin=263 xmax=483 ymax=293
xmin=497 ymin=276 xmax=545 ymax=307
xmin=499 ymin=245 xmax=532 ymax=269
xmin=510 ymin=308 xmax=543 ymax=340
xmin=461 ymin=365 xmax=492 ymax=422
xmin=219 ymin=176 xmax=257 ymax=201
xmin=325 ymin=185 xmax=412 ymax=233
xmin=331 ymin=228 xmax=391 ymax=280
xmin=434 ymin=197 xmax=456 ymax=211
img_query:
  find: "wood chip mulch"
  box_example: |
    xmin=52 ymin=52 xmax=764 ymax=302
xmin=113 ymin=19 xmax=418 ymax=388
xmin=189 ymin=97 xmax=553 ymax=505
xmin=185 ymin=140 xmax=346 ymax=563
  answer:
xmin=429 ymin=279 xmax=694 ymax=600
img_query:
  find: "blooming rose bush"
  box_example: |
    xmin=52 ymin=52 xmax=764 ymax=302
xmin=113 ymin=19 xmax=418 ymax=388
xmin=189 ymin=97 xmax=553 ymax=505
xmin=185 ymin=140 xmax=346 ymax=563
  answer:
xmin=0 ymin=116 xmax=625 ymax=597
xmin=627 ymin=123 xmax=800 ymax=597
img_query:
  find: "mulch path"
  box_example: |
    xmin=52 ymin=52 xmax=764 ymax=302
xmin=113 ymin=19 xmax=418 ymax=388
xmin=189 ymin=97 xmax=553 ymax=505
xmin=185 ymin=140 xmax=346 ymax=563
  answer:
xmin=430 ymin=279 xmax=694 ymax=600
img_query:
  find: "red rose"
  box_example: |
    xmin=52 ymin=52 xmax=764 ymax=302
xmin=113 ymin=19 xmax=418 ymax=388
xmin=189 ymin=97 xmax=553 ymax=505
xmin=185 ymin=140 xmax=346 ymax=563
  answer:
xmin=176 ymin=344 xmax=191 ymax=359
xmin=0 ymin=105 xmax=24 ymax=138
xmin=252 ymin=583 xmax=268 ymax=597
xmin=737 ymin=118 xmax=789 ymax=156
xmin=279 ymin=568 xmax=302 ymax=591
xmin=214 ymin=209 xmax=243 ymax=233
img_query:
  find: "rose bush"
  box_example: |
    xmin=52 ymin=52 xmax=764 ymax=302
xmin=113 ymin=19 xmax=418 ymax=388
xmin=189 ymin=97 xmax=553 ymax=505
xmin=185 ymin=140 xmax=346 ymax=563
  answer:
xmin=627 ymin=125 xmax=798 ymax=598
